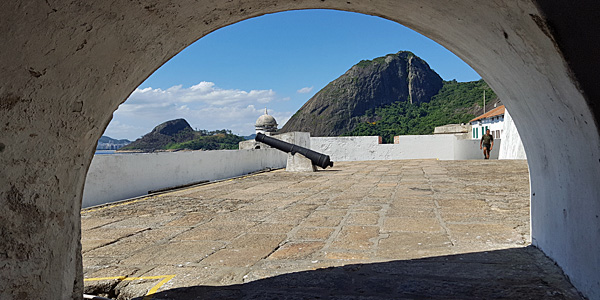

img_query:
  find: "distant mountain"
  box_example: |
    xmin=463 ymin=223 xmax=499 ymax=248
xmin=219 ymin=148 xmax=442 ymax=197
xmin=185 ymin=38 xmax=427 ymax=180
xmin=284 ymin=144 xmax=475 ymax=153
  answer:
xmin=279 ymin=51 xmax=499 ymax=142
xmin=280 ymin=51 xmax=444 ymax=136
xmin=244 ymin=134 xmax=257 ymax=140
xmin=118 ymin=118 xmax=244 ymax=152
xmin=96 ymin=136 xmax=131 ymax=150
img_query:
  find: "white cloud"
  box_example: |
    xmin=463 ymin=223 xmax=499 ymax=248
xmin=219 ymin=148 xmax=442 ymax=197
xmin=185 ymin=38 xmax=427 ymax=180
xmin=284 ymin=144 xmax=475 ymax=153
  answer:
xmin=126 ymin=81 xmax=276 ymax=106
xmin=104 ymin=82 xmax=292 ymax=140
xmin=297 ymin=86 xmax=314 ymax=94
xmin=102 ymin=121 xmax=146 ymax=141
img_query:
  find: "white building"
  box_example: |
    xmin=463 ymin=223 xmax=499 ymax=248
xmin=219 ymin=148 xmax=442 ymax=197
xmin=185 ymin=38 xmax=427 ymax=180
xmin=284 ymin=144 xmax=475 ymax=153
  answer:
xmin=470 ymin=105 xmax=505 ymax=139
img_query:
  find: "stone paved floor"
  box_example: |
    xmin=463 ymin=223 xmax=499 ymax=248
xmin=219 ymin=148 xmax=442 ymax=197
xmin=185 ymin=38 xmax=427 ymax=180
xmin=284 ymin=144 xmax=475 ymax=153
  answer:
xmin=81 ymin=160 xmax=582 ymax=299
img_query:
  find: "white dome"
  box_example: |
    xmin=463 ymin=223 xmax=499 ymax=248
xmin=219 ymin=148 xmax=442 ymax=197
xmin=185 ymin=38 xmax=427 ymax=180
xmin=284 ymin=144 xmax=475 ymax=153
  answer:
xmin=255 ymin=109 xmax=277 ymax=127
xmin=255 ymin=108 xmax=278 ymax=134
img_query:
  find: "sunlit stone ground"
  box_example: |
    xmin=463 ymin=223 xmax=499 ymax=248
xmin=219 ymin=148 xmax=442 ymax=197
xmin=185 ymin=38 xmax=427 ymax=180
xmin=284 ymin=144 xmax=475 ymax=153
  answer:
xmin=81 ymin=160 xmax=581 ymax=299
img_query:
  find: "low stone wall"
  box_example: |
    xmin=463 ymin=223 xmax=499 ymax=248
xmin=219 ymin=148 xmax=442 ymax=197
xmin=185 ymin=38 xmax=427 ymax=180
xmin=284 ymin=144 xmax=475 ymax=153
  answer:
xmin=311 ymin=135 xmax=501 ymax=161
xmin=82 ymin=149 xmax=286 ymax=208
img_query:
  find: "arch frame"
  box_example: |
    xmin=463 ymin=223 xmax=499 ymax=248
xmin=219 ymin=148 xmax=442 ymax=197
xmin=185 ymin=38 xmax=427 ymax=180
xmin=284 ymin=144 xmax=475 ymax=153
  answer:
xmin=1 ymin=0 xmax=599 ymax=299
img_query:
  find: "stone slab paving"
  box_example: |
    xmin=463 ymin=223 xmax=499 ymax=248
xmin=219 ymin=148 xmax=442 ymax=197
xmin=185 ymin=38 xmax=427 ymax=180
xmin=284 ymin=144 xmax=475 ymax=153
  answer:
xmin=81 ymin=160 xmax=582 ymax=299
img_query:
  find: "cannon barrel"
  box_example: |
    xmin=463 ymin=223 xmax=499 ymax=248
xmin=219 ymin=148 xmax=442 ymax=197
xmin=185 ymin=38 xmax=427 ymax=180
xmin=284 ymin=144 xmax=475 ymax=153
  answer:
xmin=256 ymin=133 xmax=334 ymax=169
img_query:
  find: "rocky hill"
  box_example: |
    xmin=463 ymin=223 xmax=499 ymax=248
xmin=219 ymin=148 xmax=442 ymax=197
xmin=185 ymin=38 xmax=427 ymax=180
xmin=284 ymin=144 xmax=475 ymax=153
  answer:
xmin=118 ymin=119 xmax=244 ymax=152
xmin=280 ymin=51 xmax=444 ymax=136
xmin=119 ymin=119 xmax=195 ymax=152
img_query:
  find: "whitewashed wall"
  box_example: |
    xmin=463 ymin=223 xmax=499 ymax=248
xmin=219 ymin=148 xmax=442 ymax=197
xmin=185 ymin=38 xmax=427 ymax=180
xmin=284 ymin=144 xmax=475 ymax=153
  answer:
xmin=85 ymin=134 xmax=506 ymax=208
xmin=310 ymin=135 xmax=501 ymax=161
xmin=499 ymin=110 xmax=527 ymax=159
xmin=454 ymin=139 xmax=500 ymax=160
xmin=83 ymin=149 xmax=286 ymax=208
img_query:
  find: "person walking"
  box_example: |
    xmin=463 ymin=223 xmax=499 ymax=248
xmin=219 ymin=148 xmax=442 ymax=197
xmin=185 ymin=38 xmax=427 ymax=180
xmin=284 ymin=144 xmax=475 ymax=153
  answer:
xmin=480 ymin=129 xmax=494 ymax=159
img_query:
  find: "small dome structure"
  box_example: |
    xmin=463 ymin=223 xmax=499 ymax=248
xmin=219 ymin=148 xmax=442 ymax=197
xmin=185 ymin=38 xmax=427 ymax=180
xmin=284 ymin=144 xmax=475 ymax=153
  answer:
xmin=255 ymin=108 xmax=278 ymax=134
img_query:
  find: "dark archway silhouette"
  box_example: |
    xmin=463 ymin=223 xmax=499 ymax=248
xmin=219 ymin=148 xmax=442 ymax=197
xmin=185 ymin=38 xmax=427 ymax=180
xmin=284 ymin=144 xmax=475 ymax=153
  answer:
xmin=1 ymin=1 xmax=599 ymax=299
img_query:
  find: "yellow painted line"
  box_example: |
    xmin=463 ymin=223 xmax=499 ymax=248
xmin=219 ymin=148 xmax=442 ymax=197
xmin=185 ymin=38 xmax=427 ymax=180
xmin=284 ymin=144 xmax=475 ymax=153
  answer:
xmin=84 ymin=275 xmax=176 ymax=300
xmin=143 ymin=275 xmax=176 ymax=300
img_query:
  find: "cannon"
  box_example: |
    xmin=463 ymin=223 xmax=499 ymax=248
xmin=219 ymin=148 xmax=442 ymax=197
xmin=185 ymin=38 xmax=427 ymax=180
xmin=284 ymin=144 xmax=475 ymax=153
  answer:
xmin=255 ymin=132 xmax=334 ymax=169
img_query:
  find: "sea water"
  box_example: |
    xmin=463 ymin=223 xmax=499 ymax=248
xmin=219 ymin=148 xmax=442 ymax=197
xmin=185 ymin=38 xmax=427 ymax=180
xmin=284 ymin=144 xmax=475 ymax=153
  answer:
xmin=94 ymin=150 xmax=117 ymax=155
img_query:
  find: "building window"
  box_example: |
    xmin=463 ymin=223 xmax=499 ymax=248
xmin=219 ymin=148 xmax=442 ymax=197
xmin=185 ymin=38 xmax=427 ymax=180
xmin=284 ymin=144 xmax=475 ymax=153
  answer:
xmin=496 ymin=130 xmax=500 ymax=139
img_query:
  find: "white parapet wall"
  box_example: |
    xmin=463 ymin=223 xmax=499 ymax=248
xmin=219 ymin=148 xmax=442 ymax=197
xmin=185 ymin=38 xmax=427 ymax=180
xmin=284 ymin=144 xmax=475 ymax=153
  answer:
xmin=86 ymin=133 xmax=506 ymax=208
xmin=311 ymin=135 xmax=501 ymax=161
xmin=499 ymin=110 xmax=527 ymax=159
xmin=83 ymin=149 xmax=287 ymax=208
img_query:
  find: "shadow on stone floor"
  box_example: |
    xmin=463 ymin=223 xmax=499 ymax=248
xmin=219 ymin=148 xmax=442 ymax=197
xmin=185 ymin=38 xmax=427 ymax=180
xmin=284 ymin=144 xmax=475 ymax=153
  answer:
xmin=315 ymin=169 xmax=341 ymax=172
xmin=136 ymin=246 xmax=582 ymax=300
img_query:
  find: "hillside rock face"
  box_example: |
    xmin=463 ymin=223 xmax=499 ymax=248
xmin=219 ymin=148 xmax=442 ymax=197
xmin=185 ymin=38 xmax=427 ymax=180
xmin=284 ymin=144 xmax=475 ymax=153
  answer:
xmin=120 ymin=118 xmax=195 ymax=152
xmin=280 ymin=51 xmax=443 ymax=136
xmin=151 ymin=118 xmax=193 ymax=136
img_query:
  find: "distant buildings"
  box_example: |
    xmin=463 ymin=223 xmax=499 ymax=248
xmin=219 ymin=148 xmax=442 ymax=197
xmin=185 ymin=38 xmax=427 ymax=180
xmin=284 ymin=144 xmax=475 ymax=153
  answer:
xmin=96 ymin=136 xmax=131 ymax=150
xmin=469 ymin=105 xmax=505 ymax=140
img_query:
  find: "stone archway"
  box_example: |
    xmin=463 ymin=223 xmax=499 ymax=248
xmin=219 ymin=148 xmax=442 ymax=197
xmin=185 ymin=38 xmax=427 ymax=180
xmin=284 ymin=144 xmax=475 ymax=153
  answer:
xmin=1 ymin=1 xmax=598 ymax=299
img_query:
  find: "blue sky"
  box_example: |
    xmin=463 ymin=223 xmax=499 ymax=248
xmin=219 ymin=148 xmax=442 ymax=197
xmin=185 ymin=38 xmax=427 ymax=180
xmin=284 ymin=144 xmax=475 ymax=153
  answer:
xmin=105 ymin=9 xmax=481 ymax=140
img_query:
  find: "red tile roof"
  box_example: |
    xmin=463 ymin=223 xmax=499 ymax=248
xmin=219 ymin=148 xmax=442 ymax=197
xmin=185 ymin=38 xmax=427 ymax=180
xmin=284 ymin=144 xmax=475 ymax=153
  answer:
xmin=469 ymin=105 xmax=505 ymax=123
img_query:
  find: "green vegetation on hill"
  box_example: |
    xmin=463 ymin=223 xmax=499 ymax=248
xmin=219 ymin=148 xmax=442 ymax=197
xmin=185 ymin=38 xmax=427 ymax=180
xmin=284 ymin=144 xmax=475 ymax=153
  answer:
xmin=344 ymin=79 xmax=497 ymax=143
xmin=119 ymin=118 xmax=245 ymax=152
xmin=164 ymin=130 xmax=245 ymax=151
